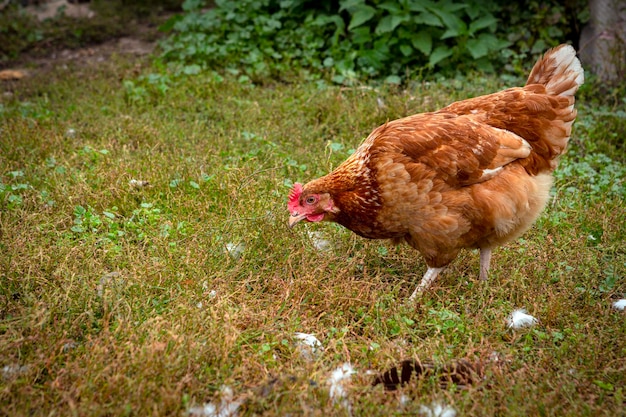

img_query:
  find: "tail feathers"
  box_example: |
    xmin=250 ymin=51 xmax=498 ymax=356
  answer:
xmin=520 ymin=44 xmax=584 ymax=174
xmin=526 ymin=44 xmax=585 ymax=97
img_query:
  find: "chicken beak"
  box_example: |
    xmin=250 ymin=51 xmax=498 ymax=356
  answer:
xmin=289 ymin=213 xmax=307 ymax=228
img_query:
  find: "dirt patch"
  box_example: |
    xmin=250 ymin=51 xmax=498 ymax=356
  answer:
xmin=36 ymin=36 xmax=156 ymax=66
xmin=21 ymin=0 xmax=96 ymax=21
xmin=2 ymin=35 xmax=158 ymax=84
xmin=1 ymin=2 xmax=173 ymax=77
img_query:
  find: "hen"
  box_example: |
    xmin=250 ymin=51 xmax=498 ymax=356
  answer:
xmin=288 ymin=44 xmax=584 ymax=300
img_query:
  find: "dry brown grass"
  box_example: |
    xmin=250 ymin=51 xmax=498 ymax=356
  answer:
xmin=0 ymin=57 xmax=625 ymax=416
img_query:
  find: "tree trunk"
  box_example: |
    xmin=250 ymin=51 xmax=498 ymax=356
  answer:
xmin=579 ymin=0 xmax=626 ymax=84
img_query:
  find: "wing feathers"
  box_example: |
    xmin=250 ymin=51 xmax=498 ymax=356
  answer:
xmin=373 ymin=114 xmax=532 ymax=187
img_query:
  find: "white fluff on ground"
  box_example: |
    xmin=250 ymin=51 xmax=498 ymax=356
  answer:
xmin=294 ymin=332 xmax=323 ymax=360
xmin=507 ymin=309 xmax=538 ymax=329
xmin=328 ymin=362 xmax=356 ymax=412
xmin=225 ymin=243 xmax=245 ymax=259
xmin=308 ymin=231 xmax=332 ymax=251
xmin=418 ymin=401 xmax=457 ymax=417
xmin=187 ymin=386 xmax=242 ymax=417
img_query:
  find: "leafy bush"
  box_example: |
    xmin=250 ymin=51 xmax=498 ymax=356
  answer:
xmin=159 ymin=0 xmax=590 ymax=83
xmin=494 ymin=0 xmax=589 ymax=75
xmin=159 ymin=0 xmax=333 ymax=80
xmin=334 ymin=0 xmax=509 ymax=75
xmin=159 ymin=0 xmax=512 ymax=83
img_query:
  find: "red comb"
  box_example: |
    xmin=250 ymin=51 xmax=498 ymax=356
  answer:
xmin=288 ymin=183 xmax=303 ymax=212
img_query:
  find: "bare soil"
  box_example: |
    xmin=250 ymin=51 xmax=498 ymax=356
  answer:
xmin=1 ymin=2 xmax=170 ymax=77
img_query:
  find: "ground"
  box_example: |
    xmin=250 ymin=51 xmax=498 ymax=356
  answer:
xmin=4 ymin=36 xmax=155 ymax=75
xmin=0 ymin=1 xmax=169 ymax=78
xmin=1 ymin=6 xmax=625 ymax=416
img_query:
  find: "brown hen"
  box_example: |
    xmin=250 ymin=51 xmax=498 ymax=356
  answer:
xmin=288 ymin=44 xmax=584 ymax=300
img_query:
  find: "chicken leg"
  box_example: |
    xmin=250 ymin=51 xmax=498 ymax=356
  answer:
xmin=409 ymin=267 xmax=444 ymax=301
xmin=479 ymin=247 xmax=492 ymax=281
xmin=408 ymin=248 xmax=493 ymax=301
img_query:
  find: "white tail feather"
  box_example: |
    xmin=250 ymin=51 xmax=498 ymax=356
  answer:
xmin=526 ymin=44 xmax=584 ymax=97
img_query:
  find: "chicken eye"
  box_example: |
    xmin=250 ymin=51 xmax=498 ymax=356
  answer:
xmin=305 ymin=196 xmax=317 ymax=205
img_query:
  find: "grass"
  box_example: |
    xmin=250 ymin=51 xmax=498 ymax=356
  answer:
xmin=1 ymin=54 xmax=625 ymax=416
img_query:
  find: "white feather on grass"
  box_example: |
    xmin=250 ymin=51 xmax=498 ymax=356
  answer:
xmin=294 ymin=332 xmax=323 ymax=361
xmin=612 ymin=299 xmax=626 ymax=311
xmin=2 ymin=364 xmax=30 ymax=381
xmin=327 ymin=363 xmax=356 ymax=411
xmin=308 ymin=231 xmax=332 ymax=251
xmin=399 ymin=394 xmax=411 ymax=406
xmin=187 ymin=386 xmax=242 ymax=417
xmin=507 ymin=309 xmax=538 ymax=329
xmin=129 ymin=179 xmax=150 ymax=188
xmin=225 ymin=243 xmax=245 ymax=259
xmin=198 ymin=290 xmax=218 ymax=309
xmin=418 ymin=401 xmax=457 ymax=417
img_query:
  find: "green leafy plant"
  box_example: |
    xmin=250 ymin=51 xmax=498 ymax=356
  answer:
xmin=68 ymin=202 xmax=190 ymax=253
xmin=159 ymin=0 xmax=592 ymax=83
xmin=336 ymin=0 xmax=509 ymax=76
xmin=495 ymin=0 xmax=589 ymax=75
xmin=123 ymin=72 xmax=172 ymax=105
xmin=159 ymin=0 xmax=513 ymax=83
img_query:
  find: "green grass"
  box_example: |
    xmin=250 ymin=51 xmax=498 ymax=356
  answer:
xmin=1 ymin=57 xmax=625 ymax=416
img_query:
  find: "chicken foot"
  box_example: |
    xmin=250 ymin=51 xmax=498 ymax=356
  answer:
xmin=409 ymin=248 xmax=493 ymax=301
xmin=409 ymin=267 xmax=444 ymax=301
